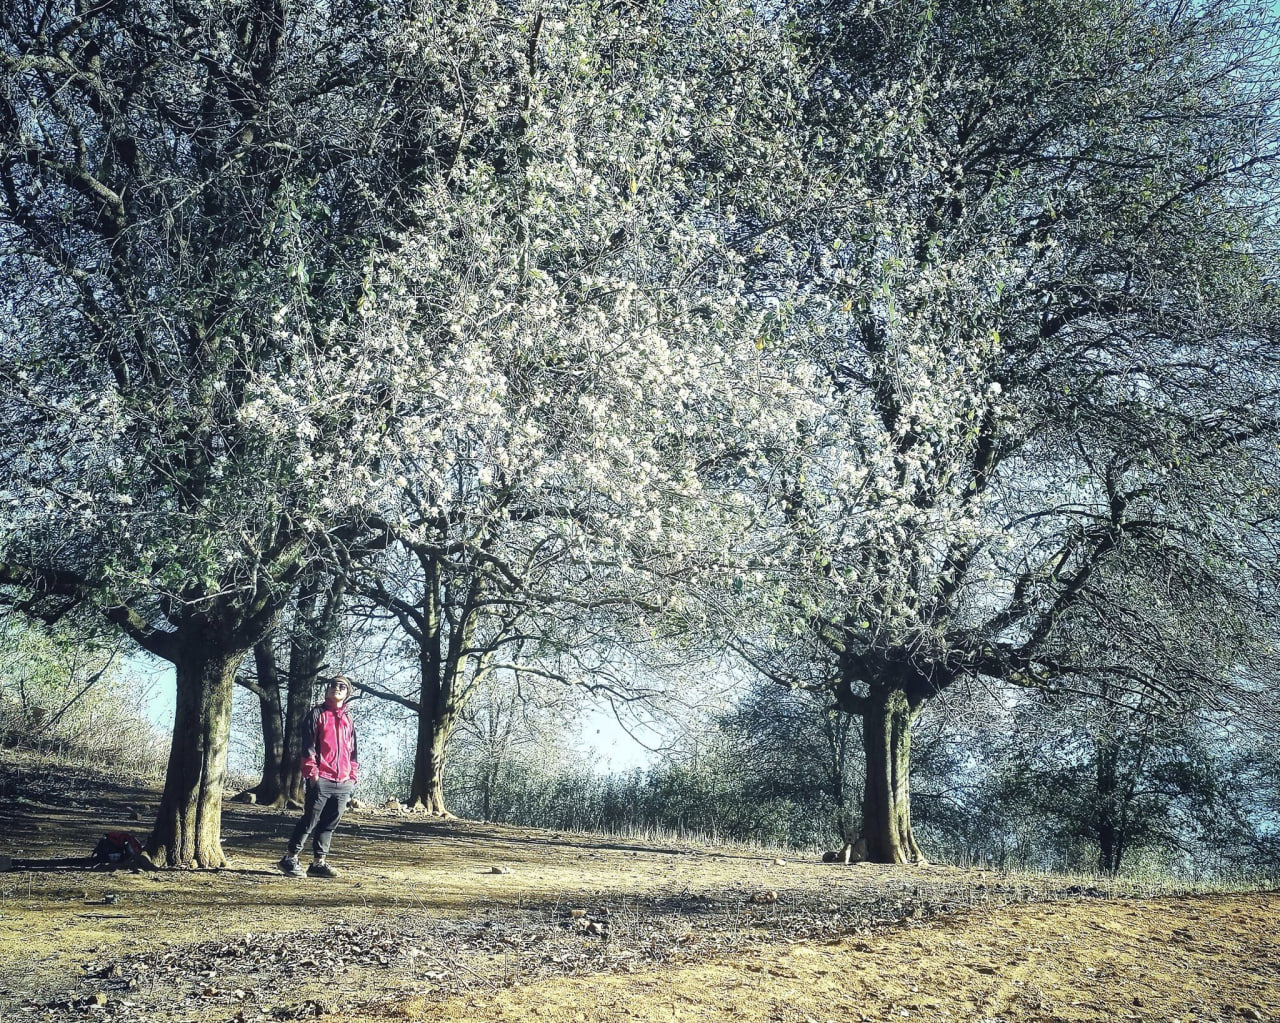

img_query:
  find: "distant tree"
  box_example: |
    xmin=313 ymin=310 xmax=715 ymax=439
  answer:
xmin=0 ymin=611 xmax=161 ymax=764
xmin=1210 ymin=730 xmax=1280 ymax=873
xmin=718 ymin=681 xmax=862 ymax=848
xmin=987 ymin=690 xmax=1218 ymax=874
xmin=444 ymin=670 xmax=580 ymax=821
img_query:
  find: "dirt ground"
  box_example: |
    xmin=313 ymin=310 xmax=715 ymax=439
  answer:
xmin=1 ymin=753 xmax=1277 ymax=1023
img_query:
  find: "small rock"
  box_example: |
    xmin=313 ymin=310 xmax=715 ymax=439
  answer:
xmin=347 ymin=798 xmax=362 ymax=810
xmin=771 ymin=858 xmax=787 ymax=866
xmin=89 ymin=992 xmax=108 ymax=1007
xmin=1238 ymin=1008 xmax=1262 ymax=1021
xmin=586 ymin=921 xmax=605 ymax=936
xmin=488 ymin=865 xmax=510 ymax=875
xmin=749 ymin=890 xmax=778 ymax=905
xmin=384 ymin=798 xmax=402 ymax=810
xmin=231 ymin=791 xmax=257 ymax=804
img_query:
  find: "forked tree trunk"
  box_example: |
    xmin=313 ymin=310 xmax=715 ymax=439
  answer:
xmin=146 ymin=636 xmax=246 ymax=868
xmin=860 ymin=687 xmax=925 ymax=864
xmin=408 ymin=631 xmax=459 ymax=814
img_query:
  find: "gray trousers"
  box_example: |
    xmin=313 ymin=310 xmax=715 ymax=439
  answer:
xmin=287 ymin=778 xmax=353 ymax=860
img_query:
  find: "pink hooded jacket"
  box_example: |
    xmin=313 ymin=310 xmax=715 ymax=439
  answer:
xmin=300 ymin=698 xmax=359 ymax=784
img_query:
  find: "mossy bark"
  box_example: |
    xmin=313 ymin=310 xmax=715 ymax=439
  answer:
xmin=860 ymin=686 xmax=925 ymax=865
xmin=146 ymin=635 xmax=245 ymax=868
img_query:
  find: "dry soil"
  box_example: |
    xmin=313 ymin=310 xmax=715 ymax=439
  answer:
xmin=1 ymin=753 xmax=1276 ymax=1023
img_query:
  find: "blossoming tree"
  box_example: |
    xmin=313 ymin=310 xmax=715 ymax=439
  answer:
xmin=346 ymin=0 xmax=808 ymax=815
xmin=741 ymin=0 xmax=1280 ymax=862
xmin=0 ymin=0 xmax=804 ymax=861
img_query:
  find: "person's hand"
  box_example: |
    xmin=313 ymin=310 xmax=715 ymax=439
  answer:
xmin=302 ymin=763 xmax=319 ymax=782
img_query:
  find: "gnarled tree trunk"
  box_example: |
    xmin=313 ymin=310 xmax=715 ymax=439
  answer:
xmin=147 ymin=633 xmax=246 ymax=868
xmin=860 ymin=686 xmax=925 ymax=864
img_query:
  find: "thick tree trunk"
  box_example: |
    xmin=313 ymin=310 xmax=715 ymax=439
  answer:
xmin=146 ymin=636 xmax=246 ymax=868
xmin=406 ymin=556 xmax=465 ymax=816
xmin=249 ymin=640 xmax=287 ymax=807
xmin=860 ymin=686 xmax=925 ymax=864
xmin=281 ymin=661 xmax=311 ymax=807
xmin=409 ymin=702 xmax=453 ymax=815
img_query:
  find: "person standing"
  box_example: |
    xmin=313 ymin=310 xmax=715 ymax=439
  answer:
xmin=278 ymin=675 xmax=359 ymax=878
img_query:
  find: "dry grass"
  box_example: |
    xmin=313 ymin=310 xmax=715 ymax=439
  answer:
xmin=2 ymin=750 xmax=1277 ymax=1023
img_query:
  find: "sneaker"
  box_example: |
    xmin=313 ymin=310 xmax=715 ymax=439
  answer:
xmin=307 ymin=860 xmax=340 ymax=878
xmin=277 ymin=854 xmax=304 ymax=877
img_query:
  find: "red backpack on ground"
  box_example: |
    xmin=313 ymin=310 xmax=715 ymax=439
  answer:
xmin=91 ymin=831 xmax=142 ymax=864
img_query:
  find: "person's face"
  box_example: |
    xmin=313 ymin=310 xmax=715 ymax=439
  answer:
xmin=326 ymin=679 xmax=350 ymax=706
